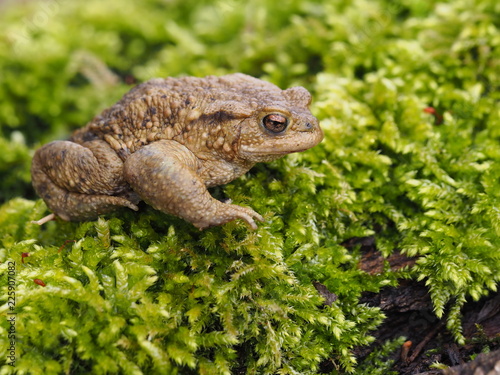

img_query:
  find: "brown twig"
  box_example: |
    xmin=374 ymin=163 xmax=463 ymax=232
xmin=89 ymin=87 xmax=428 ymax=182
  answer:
xmin=408 ymin=320 xmax=446 ymax=363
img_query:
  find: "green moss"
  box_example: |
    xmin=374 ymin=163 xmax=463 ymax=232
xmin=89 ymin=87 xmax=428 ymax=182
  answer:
xmin=0 ymin=0 xmax=499 ymax=373
xmin=0 ymin=202 xmax=384 ymax=374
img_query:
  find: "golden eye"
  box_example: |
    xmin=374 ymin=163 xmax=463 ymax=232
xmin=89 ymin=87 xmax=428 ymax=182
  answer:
xmin=262 ymin=114 xmax=288 ymax=133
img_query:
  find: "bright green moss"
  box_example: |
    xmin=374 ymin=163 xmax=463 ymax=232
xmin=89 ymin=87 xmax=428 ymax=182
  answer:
xmin=1 ymin=0 xmax=499 ymax=373
xmin=0 ymin=203 xmax=384 ymax=374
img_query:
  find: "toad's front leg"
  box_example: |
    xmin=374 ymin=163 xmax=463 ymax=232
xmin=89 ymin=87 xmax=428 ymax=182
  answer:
xmin=123 ymin=140 xmax=264 ymax=229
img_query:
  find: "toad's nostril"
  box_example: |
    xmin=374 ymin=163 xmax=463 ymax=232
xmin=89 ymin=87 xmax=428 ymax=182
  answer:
xmin=300 ymin=122 xmax=314 ymax=132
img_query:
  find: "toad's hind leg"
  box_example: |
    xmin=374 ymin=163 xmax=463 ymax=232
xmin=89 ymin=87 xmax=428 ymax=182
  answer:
xmin=31 ymin=140 xmax=139 ymax=221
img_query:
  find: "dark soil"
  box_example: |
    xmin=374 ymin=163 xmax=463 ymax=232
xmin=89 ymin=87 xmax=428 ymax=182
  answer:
xmin=343 ymin=237 xmax=500 ymax=374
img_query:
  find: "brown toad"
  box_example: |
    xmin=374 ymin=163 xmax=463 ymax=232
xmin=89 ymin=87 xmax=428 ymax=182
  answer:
xmin=31 ymin=73 xmax=323 ymax=229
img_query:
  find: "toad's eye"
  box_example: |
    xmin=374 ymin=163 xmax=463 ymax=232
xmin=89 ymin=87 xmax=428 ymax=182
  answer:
xmin=262 ymin=114 xmax=289 ymax=134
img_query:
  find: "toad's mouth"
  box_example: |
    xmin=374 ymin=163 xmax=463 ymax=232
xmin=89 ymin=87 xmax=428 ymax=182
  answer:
xmin=238 ymin=126 xmax=324 ymax=161
xmin=264 ymin=148 xmax=309 ymax=155
xmin=240 ymin=137 xmax=323 ymax=156
xmin=242 ymin=147 xmax=310 ymax=157
xmin=239 ymin=144 xmax=322 ymax=162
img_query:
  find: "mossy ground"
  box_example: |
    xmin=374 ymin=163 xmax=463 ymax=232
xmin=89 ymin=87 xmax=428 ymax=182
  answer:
xmin=0 ymin=0 xmax=499 ymax=374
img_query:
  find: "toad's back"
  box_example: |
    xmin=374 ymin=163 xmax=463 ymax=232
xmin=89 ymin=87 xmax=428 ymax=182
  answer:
xmin=71 ymin=74 xmax=284 ymax=159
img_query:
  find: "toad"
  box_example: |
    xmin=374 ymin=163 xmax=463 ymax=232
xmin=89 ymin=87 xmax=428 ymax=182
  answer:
xmin=31 ymin=73 xmax=323 ymax=229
